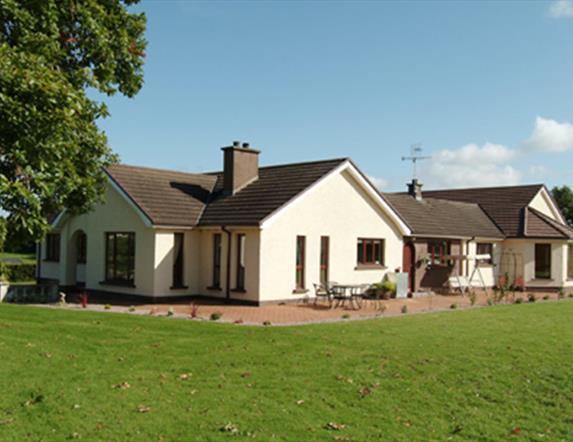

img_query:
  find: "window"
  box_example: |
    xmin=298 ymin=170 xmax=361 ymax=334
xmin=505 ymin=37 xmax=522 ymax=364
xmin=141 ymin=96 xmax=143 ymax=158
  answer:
xmin=172 ymin=233 xmax=185 ymax=288
xmin=427 ymin=240 xmax=450 ymax=266
xmin=296 ymin=236 xmax=306 ymax=289
xmin=476 ymin=243 xmax=493 ymax=265
xmin=320 ymin=236 xmax=329 ymax=286
xmin=535 ymin=243 xmax=551 ymax=279
xmin=568 ymin=245 xmax=573 ymax=280
xmin=357 ymin=238 xmax=384 ymax=266
xmin=77 ymin=233 xmax=87 ymax=264
xmin=105 ymin=232 xmax=135 ymax=285
xmin=236 ymin=234 xmax=246 ymax=290
xmin=212 ymin=233 xmax=222 ymax=288
xmin=45 ymin=234 xmax=60 ymax=262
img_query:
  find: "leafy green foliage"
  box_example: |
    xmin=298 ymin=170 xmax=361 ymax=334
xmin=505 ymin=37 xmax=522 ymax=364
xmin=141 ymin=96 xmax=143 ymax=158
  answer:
xmin=4 ymin=262 xmax=35 ymax=282
xmin=551 ymin=185 xmax=573 ymax=226
xmin=0 ymin=0 xmax=146 ymax=239
xmin=1 ymin=303 xmax=573 ymax=440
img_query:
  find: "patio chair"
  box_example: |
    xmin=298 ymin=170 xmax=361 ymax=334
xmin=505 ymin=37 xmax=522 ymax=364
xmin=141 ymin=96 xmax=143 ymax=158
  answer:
xmin=313 ymin=283 xmax=332 ymax=307
xmin=349 ymin=284 xmax=370 ymax=310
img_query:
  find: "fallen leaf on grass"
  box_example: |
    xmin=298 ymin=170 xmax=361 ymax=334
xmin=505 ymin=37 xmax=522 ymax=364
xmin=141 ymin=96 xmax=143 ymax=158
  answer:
xmin=40 ymin=352 xmax=52 ymax=359
xmin=296 ymin=400 xmax=305 ymax=405
xmin=220 ymin=423 xmax=239 ymax=434
xmin=137 ymin=405 xmax=151 ymax=413
xmin=112 ymin=382 xmax=130 ymax=390
xmin=68 ymin=432 xmax=80 ymax=439
xmin=511 ymin=427 xmax=521 ymax=435
xmin=240 ymin=372 xmax=251 ymax=378
xmin=179 ymin=373 xmax=192 ymax=381
xmin=324 ymin=422 xmax=346 ymax=431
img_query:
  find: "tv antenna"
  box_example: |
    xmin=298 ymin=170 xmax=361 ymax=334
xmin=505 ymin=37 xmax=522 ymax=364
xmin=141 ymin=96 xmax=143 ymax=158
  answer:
xmin=401 ymin=143 xmax=430 ymax=180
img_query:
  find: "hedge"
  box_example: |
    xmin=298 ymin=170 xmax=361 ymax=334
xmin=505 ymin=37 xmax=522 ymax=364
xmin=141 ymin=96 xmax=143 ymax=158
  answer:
xmin=5 ymin=263 xmax=36 ymax=282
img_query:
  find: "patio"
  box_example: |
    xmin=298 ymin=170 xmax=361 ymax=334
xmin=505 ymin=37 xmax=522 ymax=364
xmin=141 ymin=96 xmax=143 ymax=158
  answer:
xmin=55 ymin=288 xmax=572 ymax=326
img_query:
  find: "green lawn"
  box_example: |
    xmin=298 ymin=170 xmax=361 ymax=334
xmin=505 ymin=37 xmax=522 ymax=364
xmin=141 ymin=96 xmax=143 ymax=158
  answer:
xmin=0 ymin=303 xmax=572 ymax=441
xmin=0 ymin=252 xmax=35 ymax=265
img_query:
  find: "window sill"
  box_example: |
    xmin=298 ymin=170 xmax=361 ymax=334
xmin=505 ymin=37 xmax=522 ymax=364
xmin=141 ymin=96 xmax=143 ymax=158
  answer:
xmin=43 ymin=259 xmax=60 ymax=263
xmin=292 ymin=288 xmax=309 ymax=294
xmin=355 ymin=264 xmax=386 ymax=270
xmin=206 ymin=286 xmax=221 ymax=291
xmin=531 ymin=278 xmax=554 ymax=282
xmin=170 ymin=285 xmax=188 ymax=290
xmin=231 ymin=288 xmax=246 ymax=293
xmin=99 ymin=280 xmax=136 ymax=288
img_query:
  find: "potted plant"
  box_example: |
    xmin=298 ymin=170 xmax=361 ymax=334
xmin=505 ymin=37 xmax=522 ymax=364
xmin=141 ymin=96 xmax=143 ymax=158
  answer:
xmin=370 ymin=281 xmax=397 ymax=300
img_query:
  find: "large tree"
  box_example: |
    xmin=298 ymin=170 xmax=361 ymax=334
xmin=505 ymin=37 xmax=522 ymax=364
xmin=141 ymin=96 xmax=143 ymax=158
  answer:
xmin=552 ymin=185 xmax=573 ymax=227
xmin=0 ymin=0 xmax=146 ymax=239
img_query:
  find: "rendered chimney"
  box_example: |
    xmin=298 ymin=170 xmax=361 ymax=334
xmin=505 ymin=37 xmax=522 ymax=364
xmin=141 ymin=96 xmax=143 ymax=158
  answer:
xmin=407 ymin=178 xmax=423 ymax=201
xmin=222 ymin=141 xmax=260 ymax=195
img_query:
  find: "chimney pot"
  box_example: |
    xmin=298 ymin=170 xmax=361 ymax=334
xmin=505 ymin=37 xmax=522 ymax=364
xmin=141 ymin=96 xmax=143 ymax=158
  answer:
xmin=242 ymin=142 xmax=250 ymax=148
xmin=407 ymin=178 xmax=423 ymax=201
xmin=233 ymin=140 xmax=241 ymax=147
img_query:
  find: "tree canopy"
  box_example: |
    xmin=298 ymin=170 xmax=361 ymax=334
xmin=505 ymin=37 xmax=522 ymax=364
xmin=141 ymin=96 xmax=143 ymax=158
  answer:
xmin=0 ymin=0 xmax=146 ymax=240
xmin=551 ymin=185 xmax=573 ymax=227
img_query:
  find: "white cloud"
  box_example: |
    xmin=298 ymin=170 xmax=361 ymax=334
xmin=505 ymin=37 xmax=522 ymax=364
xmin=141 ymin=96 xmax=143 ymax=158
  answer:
xmin=548 ymin=0 xmax=573 ymax=18
xmin=529 ymin=164 xmax=548 ymax=178
xmin=523 ymin=116 xmax=573 ymax=152
xmin=367 ymin=175 xmax=388 ymax=190
xmin=428 ymin=143 xmax=521 ymax=188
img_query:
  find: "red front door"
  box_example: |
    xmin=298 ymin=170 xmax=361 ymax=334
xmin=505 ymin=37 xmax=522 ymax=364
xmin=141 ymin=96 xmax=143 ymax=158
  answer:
xmin=403 ymin=242 xmax=415 ymax=291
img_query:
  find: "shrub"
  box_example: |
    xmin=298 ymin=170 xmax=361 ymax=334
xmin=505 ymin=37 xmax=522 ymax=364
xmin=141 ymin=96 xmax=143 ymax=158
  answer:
xmin=543 ymin=295 xmax=550 ymax=301
xmin=6 ymin=263 xmax=36 ymax=282
xmin=104 ymin=304 xmax=111 ymax=310
xmin=569 ymin=294 xmax=573 ymax=299
xmin=528 ymin=294 xmax=537 ymax=303
xmin=514 ymin=297 xmax=523 ymax=304
xmin=167 ymin=307 xmax=175 ymax=317
xmin=381 ymin=280 xmax=397 ymax=296
xmin=210 ymin=312 xmax=222 ymax=321
xmin=128 ymin=306 xmax=136 ymax=313
xmin=341 ymin=313 xmax=351 ymax=319
xmin=262 ymin=320 xmax=271 ymax=326
xmin=487 ymin=298 xmax=494 ymax=306
xmin=450 ymin=303 xmax=458 ymax=310
xmin=401 ymin=305 xmax=408 ymax=314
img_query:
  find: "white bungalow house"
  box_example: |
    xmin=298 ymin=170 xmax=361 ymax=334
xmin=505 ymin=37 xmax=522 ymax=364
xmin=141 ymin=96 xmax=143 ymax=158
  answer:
xmin=38 ymin=142 xmax=573 ymax=304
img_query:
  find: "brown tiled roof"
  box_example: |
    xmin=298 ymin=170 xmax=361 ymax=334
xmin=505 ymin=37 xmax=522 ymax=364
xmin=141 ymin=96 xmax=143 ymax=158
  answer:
xmin=383 ymin=194 xmax=504 ymax=238
xmin=105 ymin=158 xmax=347 ymax=227
xmin=105 ymin=164 xmax=217 ymax=226
xmin=420 ymin=184 xmax=544 ymax=237
xmin=199 ymin=159 xmax=347 ymax=226
xmin=525 ymin=208 xmax=573 ymax=239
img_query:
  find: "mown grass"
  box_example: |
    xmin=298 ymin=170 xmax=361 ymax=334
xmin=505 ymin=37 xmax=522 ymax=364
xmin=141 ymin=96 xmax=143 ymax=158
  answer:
xmin=0 ymin=252 xmax=35 ymax=265
xmin=0 ymin=302 xmax=572 ymax=441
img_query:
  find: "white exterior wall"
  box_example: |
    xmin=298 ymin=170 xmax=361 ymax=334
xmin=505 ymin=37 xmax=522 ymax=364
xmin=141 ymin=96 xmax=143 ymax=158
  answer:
xmin=259 ymin=169 xmax=403 ymax=302
xmin=501 ymin=239 xmax=571 ymax=288
xmin=39 ymin=183 xmax=156 ymax=296
xmin=196 ymin=228 xmax=261 ymax=303
xmin=529 ymin=189 xmax=563 ymax=222
xmin=465 ymin=240 xmax=502 ymax=287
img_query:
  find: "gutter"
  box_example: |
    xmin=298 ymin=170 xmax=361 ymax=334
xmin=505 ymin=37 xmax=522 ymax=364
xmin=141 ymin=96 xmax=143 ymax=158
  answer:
xmin=221 ymin=226 xmax=232 ymax=303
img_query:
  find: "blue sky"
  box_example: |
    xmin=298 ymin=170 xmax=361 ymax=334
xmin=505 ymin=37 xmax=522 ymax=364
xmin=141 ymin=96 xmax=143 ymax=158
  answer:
xmin=97 ymin=0 xmax=573 ymax=191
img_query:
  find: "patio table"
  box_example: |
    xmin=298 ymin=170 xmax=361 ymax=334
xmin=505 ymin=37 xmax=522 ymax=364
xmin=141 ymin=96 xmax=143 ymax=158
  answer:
xmin=330 ymin=284 xmax=366 ymax=310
